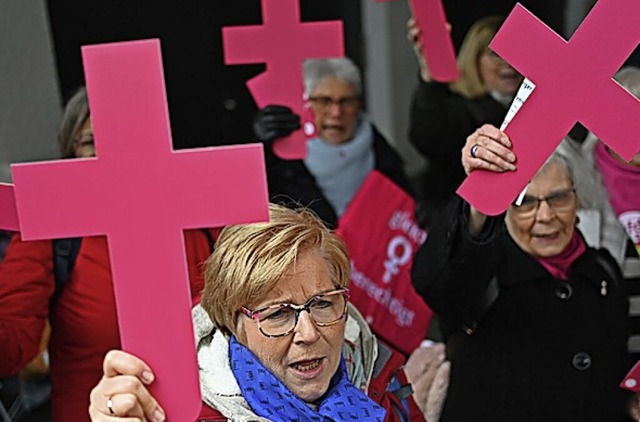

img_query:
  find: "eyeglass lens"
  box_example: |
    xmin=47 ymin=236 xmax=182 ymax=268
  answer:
xmin=255 ymin=290 xmax=347 ymax=336
xmin=516 ymin=189 xmax=575 ymax=212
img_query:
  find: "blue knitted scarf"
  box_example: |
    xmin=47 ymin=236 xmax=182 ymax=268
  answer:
xmin=229 ymin=336 xmax=386 ymax=421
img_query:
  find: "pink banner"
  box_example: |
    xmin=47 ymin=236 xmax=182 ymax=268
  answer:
xmin=458 ymin=0 xmax=640 ymax=215
xmin=223 ymin=0 xmax=344 ymax=160
xmin=12 ymin=39 xmax=269 ymax=421
xmin=336 ymin=171 xmax=432 ymax=355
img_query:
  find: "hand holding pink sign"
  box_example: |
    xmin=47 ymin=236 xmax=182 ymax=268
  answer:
xmin=222 ymin=0 xmax=344 ymax=160
xmin=374 ymin=0 xmax=458 ymax=82
xmin=457 ymin=0 xmax=640 ymax=215
xmin=12 ymin=39 xmax=269 ymax=421
xmin=407 ymin=0 xmax=459 ymax=82
xmin=0 ymin=183 xmax=19 ymax=231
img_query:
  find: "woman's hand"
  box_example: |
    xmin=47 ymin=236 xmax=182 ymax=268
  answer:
xmin=407 ymin=18 xmax=430 ymax=82
xmin=461 ymin=124 xmax=516 ymax=176
xmin=404 ymin=342 xmax=450 ymax=421
xmin=88 ymin=350 xmax=165 ymax=422
xmin=461 ymin=124 xmax=517 ymax=235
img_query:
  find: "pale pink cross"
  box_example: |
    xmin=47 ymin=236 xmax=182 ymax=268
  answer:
xmin=12 ymin=39 xmax=269 ymax=421
xmin=0 ymin=183 xmax=19 ymax=231
xmin=223 ymin=0 xmax=344 ymax=160
xmin=374 ymin=0 xmax=458 ymax=81
xmin=458 ymin=0 xmax=640 ymax=215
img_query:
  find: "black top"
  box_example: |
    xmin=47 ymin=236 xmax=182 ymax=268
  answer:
xmin=411 ymin=198 xmax=632 ymax=422
xmin=408 ymin=79 xmax=507 ymax=227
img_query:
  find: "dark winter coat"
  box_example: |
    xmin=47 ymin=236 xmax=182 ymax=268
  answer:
xmin=408 ymin=80 xmax=506 ymax=226
xmin=411 ymin=199 xmax=631 ymax=422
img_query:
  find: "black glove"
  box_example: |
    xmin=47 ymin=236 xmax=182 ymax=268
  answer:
xmin=253 ymin=105 xmax=301 ymax=144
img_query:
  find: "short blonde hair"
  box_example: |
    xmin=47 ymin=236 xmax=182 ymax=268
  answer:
xmin=450 ymin=15 xmax=505 ymax=99
xmin=200 ymin=204 xmax=351 ymax=336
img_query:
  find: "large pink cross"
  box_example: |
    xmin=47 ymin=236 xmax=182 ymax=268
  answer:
xmin=12 ymin=39 xmax=269 ymax=421
xmin=458 ymin=0 xmax=640 ymax=215
xmin=374 ymin=0 xmax=458 ymax=82
xmin=0 ymin=183 xmax=18 ymax=231
xmin=222 ymin=0 xmax=344 ymax=160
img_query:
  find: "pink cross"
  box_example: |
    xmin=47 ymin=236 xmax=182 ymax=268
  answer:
xmin=12 ymin=39 xmax=269 ymax=421
xmin=458 ymin=0 xmax=640 ymax=215
xmin=223 ymin=0 xmax=344 ymax=160
xmin=374 ymin=0 xmax=458 ymax=82
xmin=0 ymin=183 xmax=19 ymax=231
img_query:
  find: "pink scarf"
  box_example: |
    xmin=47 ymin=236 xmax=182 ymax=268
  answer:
xmin=535 ymin=232 xmax=587 ymax=280
xmin=594 ymin=143 xmax=640 ymax=253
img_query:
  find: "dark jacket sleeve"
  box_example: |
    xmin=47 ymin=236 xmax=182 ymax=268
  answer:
xmin=408 ymin=79 xmax=480 ymax=162
xmin=0 ymin=233 xmax=53 ymax=376
xmin=411 ymin=197 xmax=503 ymax=332
xmin=372 ymin=127 xmax=414 ymax=198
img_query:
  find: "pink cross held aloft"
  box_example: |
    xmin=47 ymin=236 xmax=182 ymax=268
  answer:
xmin=458 ymin=0 xmax=640 ymax=215
xmin=0 ymin=183 xmax=19 ymax=231
xmin=223 ymin=0 xmax=344 ymax=160
xmin=373 ymin=0 xmax=458 ymax=81
xmin=12 ymin=39 xmax=269 ymax=421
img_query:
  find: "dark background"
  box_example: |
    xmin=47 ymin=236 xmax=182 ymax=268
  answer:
xmin=47 ymin=1 xmax=640 ymax=153
xmin=46 ymin=1 xmax=364 ymax=149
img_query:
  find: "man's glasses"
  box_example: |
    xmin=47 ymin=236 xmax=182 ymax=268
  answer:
xmin=512 ymin=188 xmax=576 ymax=215
xmin=307 ymin=96 xmax=359 ymax=112
xmin=240 ymin=288 xmax=350 ymax=338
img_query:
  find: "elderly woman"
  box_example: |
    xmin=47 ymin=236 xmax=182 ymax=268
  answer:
xmin=411 ymin=124 xmax=631 ymax=421
xmin=252 ymin=57 xmax=413 ymax=228
xmin=0 ymin=87 xmax=214 ymax=421
xmin=407 ymin=16 xmax=522 ymax=227
xmin=88 ymin=204 xmax=425 ymax=421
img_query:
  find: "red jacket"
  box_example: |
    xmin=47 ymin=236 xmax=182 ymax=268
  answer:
xmin=0 ymin=230 xmax=215 ymax=422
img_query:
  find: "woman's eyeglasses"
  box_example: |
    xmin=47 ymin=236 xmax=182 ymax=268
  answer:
xmin=240 ymin=289 xmax=350 ymax=338
xmin=512 ymin=188 xmax=577 ymax=215
xmin=307 ymin=96 xmax=359 ymax=112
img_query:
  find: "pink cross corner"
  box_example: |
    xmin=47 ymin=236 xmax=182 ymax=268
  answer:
xmin=11 ymin=39 xmax=269 ymax=421
xmin=458 ymin=0 xmax=640 ymax=215
xmin=0 ymin=183 xmax=19 ymax=231
xmin=223 ymin=0 xmax=344 ymax=160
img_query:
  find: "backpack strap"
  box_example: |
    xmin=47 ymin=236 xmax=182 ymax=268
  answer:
xmin=50 ymin=238 xmax=82 ymax=316
xmin=593 ymin=251 xmax=619 ymax=288
xmin=198 ymin=229 xmax=215 ymax=254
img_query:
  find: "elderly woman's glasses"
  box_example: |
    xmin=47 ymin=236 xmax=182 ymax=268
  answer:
xmin=240 ymin=289 xmax=350 ymax=338
xmin=512 ymin=188 xmax=576 ymax=215
xmin=308 ymin=96 xmax=359 ymax=112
